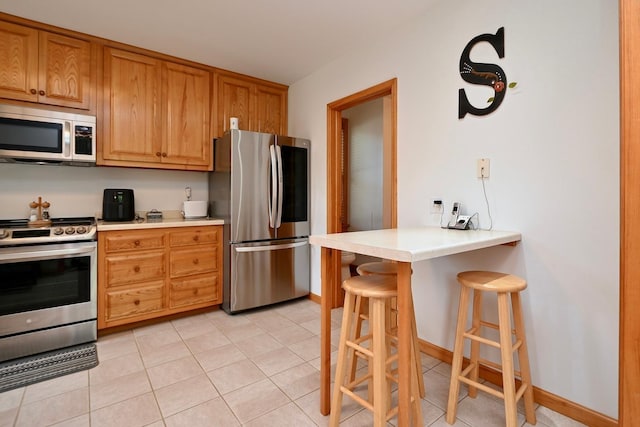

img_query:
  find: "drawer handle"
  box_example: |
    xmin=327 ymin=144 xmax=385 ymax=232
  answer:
xmin=134 ymin=299 xmax=140 ymax=305
xmin=134 ymin=266 xmax=140 ymax=273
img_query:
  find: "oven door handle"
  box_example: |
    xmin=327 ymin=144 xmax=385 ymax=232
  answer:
xmin=0 ymin=244 xmax=96 ymax=263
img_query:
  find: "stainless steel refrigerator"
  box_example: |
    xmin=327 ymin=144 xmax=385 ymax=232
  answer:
xmin=209 ymin=130 xmax=310 ymax=313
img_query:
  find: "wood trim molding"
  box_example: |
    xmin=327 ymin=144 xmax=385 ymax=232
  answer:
xmin=620 ymin=1 xmax=640 ymax=425
xmin=326 ymin=79 xmax=398 ymax=308
xmin=418 ymin=339 xmax=617 ymax=427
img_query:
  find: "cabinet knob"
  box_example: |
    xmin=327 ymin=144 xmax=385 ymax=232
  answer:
xmin=134 ymin=266 xmax=140 ymax=273
xmin=156 ymin=152 xmax=161 ymax=157
xmin=193 ymin=289 xmax=198 ymax=295
xmin=193 ymin=258 xmax=199 ymax=265
xmin=161 ymin=152 xmax=167 ymax=157
xmin=39 ymin=90 xmax=45 ymax=96
xmin=134 ymin=240 xmax=140 ymax=246
xmin=193 ymin=235 xmax=199 ymax=242
xmin=30 ymin=88 xmax=37 ymax=95
xmin=134 ymin=299 xmax=140 ymax=305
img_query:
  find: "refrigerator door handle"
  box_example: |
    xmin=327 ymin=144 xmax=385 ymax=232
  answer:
xmin=275 ymin=144 xmax=283 ymax=228
xmin=269 ymin=144 xmax=278 ymax=228
xmin=234 ymin=241 xmax=307 ymax=253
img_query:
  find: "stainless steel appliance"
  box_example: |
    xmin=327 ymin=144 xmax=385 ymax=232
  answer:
xmin=209 ymin=130 xmax=310 ymax=313
xmin=0 ymin=217 xmax=97 ymax=362
xmin=0 ymin=104 xmax=96 ymax=166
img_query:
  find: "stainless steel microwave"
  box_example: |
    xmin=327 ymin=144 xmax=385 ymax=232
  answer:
xmin=0 ymin=104 xmax=96 ymax=166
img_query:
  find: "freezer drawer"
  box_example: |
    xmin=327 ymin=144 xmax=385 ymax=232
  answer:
xmin=225 ymin=238 xmax=309 ymax=313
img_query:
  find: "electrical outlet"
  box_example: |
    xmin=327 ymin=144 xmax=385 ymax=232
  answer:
xmin=477 ymin=158 xmax=490 ymax=178
xmin=431 ymin=199 xmax=443 ymax=214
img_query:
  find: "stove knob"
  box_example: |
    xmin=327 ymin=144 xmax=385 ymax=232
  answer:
xmin=0 ymin=229 xmax=7 ymax=239
xmin=53 ymin=227 xmax=65 ymax=235
xmin=76 ymin=226 xmax=87 ymax=234
xmin=64 ymin=227 xmax=76 ymax=235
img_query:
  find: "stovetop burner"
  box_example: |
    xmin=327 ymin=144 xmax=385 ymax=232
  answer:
xmin=0 ymin=216 xmax=97 ymax=246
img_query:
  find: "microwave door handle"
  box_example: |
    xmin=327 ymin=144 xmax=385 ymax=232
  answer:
xmin=269 ymin=145 xmax=278 ymax=228
xmin=63 ymin=121 xmax=71 ymax=157
xmin=275 ymin=144 xmax=283 ymax=228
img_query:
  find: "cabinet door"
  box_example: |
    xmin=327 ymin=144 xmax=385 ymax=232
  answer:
xmin=215 ymin=73 xmax=254 ymax=137
xmin=0 ymin=21 xmax=38 ymax=102
xmin=38 ymin=31 xmax=91 ymax=109
xmin=255 ymin=84 xmax=287 ymax=135
xmin=103 ymin=48 xmax=161 ymax=163
xmin=162 ymin=61 xmax=211 ymax=168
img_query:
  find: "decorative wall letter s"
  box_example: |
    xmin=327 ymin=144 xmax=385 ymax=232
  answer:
xmin=458 ymin=27 xmax=507 ymax=119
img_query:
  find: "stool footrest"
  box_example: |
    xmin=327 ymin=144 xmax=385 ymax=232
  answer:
xmin=346 ymin=337 xmax=373 ymax=358
xmin=458 ymin=374 xmax=505 ymax=399
xmin=463 ymin=329 xmax=502 ymax=349
xmin=340 ymin=386 xmax=374 ymax=412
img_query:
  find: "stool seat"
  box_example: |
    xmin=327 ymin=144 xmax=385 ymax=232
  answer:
xmin=357 ymin=262 xmax=398 ymax=276
xmin=342 ymin=274 xmax=397 ymax=298
xmin=457 ymin=271 xmax=527 ymax=293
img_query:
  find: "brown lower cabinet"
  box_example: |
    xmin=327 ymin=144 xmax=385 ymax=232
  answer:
xmin=98 ymin=225 xmax=222 ymax=329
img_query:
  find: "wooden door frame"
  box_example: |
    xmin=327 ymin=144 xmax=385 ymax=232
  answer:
xmin=325 ymin=78 xmax=398 ymax=308
xmin=620 ymin=1 xmax=639 ymax=424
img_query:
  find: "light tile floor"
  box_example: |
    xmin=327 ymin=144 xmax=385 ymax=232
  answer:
xmin=0 ymin=298 xmax=587 ymax=427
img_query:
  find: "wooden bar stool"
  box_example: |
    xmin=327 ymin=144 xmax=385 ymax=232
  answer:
xmin=446 ymin=271 xmax=536 ymax=427
xmin=356 ymin=261 xmax=425 ymax=398
xmin=330 ymin=274 xmax=423 ymax=427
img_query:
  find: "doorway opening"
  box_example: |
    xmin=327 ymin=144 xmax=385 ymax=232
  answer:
xmin=325 ymin=78 xmax=398 ymax=308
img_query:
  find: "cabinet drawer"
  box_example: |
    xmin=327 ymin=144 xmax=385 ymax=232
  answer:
xmin=169 ymin=227 xmax=219 ymax=247
xmin=169 ymin=273 xmax=219 ymax=308
xmin=103 ymin=232 xmax=165 ymax=252
xmin=105 ymin=281 xmax=165 ymax=321
xmin=170 ymin=245 xmax=217 ymax=277
xmin=106 ymin=252 xmax=166 ymax=287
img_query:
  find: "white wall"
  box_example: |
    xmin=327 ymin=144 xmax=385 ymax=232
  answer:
xmin=0 ymin=163 xmax=208 ymax=219
xmin=288 ymin=0 xmax=619 ymax=419
xmin=343 ymin=99 xmax=384 ymax=231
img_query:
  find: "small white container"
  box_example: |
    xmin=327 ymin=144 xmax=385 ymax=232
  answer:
xmin=182 ymin=200 xmax=208 ymax=218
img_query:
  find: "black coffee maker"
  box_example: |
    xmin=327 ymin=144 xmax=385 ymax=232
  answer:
xmin=102 ymin=189 xmax=135 ymax=221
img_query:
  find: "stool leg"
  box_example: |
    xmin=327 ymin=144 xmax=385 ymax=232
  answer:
xmin=348 ymin=295 xmax=365 ymax=383
xmin=497 ymin=292 xmax=518 ymax=427
xmin=371 ymin=297 xmax=387 ymax=427
xmin=468 ymin=289 xmax=482 ymax=398
xmin=408 ymin=292 xmax=426 ymax=398
xmin=330 ymin=291 xmax=356 ymax=427
xmin=511 ymin=292 xmax=536 ymax=424
xmin=409 ymin=330 xmax=424 ymax=425
xmin=446 ymin=286 xmax=471 ymax=424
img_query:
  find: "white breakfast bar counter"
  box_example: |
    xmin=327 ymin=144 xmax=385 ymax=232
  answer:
xmin=309 ymin=227 xmax=522 ymax=426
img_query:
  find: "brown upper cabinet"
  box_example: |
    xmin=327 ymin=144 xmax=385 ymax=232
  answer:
xmin=101 ymin=47 xmax=212 ymax=171
xmin=0 ymin=21 xmax=94 ymax=110
xmin=214 ymin=70 xmax=287 ymax=137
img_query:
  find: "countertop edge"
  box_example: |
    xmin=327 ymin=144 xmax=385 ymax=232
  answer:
xmin=97 ymin=218 xmax=225 ymax=231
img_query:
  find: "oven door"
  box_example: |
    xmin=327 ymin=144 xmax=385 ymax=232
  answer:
xmin=0 ymin=241 xmax=97 ymax=337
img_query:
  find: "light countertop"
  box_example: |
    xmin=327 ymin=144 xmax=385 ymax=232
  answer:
xmin=97 ymin=210 xmax=224 ymax=231
xmin=309 ymin=227 xmax=521 ymax=262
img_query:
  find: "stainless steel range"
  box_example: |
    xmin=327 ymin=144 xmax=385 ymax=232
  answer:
xmin=0 ymin=217 xmax=97 ymax=362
